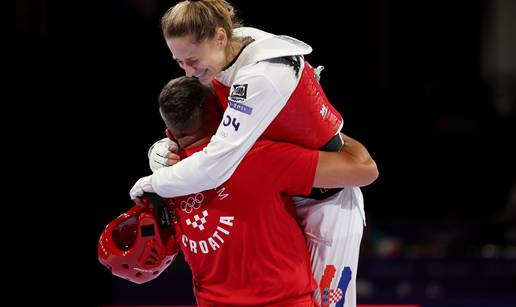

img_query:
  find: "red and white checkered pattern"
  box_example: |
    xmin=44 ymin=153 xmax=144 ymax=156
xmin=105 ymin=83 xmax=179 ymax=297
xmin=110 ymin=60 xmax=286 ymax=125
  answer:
xmin=186 ymin=210 xmax=209 ymax=231
xmin=329 ymin=288 xmax=343 ymax=304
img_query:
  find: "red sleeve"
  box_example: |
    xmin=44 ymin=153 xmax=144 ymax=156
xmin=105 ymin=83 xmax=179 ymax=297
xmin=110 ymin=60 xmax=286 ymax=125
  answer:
xmin=258 ymin=141 xmax=318 ymax=196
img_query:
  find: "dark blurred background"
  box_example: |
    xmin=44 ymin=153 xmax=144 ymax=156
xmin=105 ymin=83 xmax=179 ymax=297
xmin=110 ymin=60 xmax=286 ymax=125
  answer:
xmin=10 ymin=0 xmax=515 ymax=306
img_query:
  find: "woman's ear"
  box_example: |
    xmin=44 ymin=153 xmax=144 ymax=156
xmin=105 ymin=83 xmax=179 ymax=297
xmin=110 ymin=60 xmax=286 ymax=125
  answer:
xmin=215 ymin=27 xmax=227 ymax=47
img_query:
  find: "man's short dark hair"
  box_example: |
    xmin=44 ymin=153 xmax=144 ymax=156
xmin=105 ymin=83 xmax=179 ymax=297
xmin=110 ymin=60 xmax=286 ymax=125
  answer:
xmin=158 ymin=76 xmax=210 ymax=133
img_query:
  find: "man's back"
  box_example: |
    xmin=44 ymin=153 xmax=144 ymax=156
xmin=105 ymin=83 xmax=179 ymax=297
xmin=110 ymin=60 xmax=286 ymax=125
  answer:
xmin=170 ymin=140 xmax=319 ymax=306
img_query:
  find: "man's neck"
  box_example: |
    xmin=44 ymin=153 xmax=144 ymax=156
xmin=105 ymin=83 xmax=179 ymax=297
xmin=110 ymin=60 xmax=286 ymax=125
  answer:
xmin=179 ymin=135 xmax=211 ymax=150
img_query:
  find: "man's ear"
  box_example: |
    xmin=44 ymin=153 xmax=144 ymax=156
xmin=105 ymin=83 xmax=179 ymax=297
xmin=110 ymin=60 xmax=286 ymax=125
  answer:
xmin=165 ymin=128 xmax=177 ymax=143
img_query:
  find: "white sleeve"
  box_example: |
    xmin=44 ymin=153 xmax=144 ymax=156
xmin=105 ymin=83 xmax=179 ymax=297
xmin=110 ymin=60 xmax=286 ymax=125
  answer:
xmin=151 ymin=62 xmax=298 ymax=197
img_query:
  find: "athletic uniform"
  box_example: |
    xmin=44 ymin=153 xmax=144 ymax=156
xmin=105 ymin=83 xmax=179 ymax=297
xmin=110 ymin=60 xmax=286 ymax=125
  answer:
xmin=170 ymin=140 xmax=318 ymax=306
xmin=151 ymin=27 xmax=366 ymax=307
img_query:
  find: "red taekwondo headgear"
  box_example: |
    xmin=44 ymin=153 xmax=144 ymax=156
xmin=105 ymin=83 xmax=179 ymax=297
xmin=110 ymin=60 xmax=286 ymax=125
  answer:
xmin=98 ymin=193 xmax=178 ymax=284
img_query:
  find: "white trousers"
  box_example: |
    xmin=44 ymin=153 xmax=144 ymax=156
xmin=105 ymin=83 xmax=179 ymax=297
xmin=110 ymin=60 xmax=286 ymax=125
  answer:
xmin=295 ymin=187 xmax=365 ymax=307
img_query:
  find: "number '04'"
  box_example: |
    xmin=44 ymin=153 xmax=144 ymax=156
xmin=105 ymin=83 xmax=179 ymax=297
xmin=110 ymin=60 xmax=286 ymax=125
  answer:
xmin=223 ymin=115 xmax=240 ymax=131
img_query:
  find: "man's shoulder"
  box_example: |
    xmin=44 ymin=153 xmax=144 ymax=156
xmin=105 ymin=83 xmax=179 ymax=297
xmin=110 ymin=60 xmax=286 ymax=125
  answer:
xmin=252 ymin=139 xmax=291 ymax=149
xmin=249 ymin=140 xmax=311 ymax=158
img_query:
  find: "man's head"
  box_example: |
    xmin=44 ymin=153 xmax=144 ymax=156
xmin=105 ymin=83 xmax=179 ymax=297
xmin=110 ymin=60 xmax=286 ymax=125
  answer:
xmin=158 ymin=76 xmax=222 ymax=149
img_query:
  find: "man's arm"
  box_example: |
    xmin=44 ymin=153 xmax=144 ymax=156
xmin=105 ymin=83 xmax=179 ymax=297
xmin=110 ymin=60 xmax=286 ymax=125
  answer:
xmin=313 ymin=133 xmax=378 ymax=188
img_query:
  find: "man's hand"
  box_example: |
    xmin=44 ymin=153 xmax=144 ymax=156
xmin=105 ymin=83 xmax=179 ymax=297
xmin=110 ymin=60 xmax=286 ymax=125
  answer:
xmin=130 ymin=175 xmax=154 ymax=200
xmin=148 ymin=138 xmax=180 ymax=172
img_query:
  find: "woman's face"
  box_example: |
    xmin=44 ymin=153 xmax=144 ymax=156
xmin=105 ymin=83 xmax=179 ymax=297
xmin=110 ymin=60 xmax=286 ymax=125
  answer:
xmin=166 ymin=30 xmax=227 ymax=85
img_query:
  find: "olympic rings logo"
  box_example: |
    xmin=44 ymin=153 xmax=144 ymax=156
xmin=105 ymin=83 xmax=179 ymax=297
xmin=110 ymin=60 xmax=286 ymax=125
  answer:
xmin=180 ymin=193 xmax=204 ymax=213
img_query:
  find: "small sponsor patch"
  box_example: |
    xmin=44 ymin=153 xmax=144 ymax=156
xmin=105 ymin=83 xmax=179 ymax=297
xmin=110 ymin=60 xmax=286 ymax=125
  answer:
xmin=228 ymin=100 xmax=253 ymax=115
xmin=230 ymin=84 xmax=247 ymax=101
